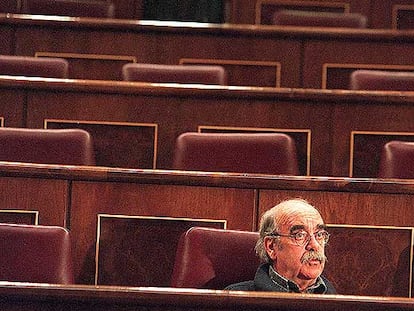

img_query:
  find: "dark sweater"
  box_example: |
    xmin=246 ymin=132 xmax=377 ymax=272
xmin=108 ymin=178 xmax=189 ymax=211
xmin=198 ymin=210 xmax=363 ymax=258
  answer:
xmin=225 ymin=263 xmax=337 ymax=294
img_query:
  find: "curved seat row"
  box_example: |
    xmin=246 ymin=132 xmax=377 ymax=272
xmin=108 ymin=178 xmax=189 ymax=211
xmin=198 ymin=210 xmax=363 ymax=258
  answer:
xmin=0 ymin=223 xmax=256 ymax=289
xmin=0 ymin=127 xmax=411 ymax=179
xmin=3 ymin=55 xmax=414 ymax=91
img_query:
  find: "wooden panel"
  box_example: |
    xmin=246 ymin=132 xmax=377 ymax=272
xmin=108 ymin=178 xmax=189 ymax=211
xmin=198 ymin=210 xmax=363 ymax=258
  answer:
xmin=0 ymin=88 xmax=26 ymax=128
xmin=0 ymin=209 xmax=38 ymax=225
xmin=26 ymin=89 xmax=181 ymax=169
xmin=35 ymin=52 xmax=137 ymax=80
xmin=70 ymin=181 xmax=256 ymax=284
xmin=330 ymin=102 xmax=414 ymax=177
xmin=0 ymin=23 xmax=14 ymax=55
xmin=45 ymin=119 xmax=158 ymax=169
xmin=198 ymin=125 xmax=310 ymax=176
xmin=392 ymin=5 xmax=414 ymax=29
xmin=370 ymin=0 xmax=414 ymax=29
xmin=256 ymin=0 xmax=349 ymax=25
xmin=322 ymin=63 xmax=414 ymax=90
xmin=24 ymin=85 xmax=332 ymax=175
xmin=96 ymin=215 xmax=226 ymax=287
xmin=325 ymin=224 xmax=413 ymax=297
xmin=0 ymin=177 xmax=68 ymax=226
xmin=180 ymin=58 xmax=281 ymax=87
xmin=350 ymin=131 xmax=414 ymax=178
xmin=258 ymin=190 xmax=414 ymax=228
xmin=13 ymin=23 xmax=302 ymax=88
xmin=112 ymin=0 xmax=137 ymax=19
xmin=303 ymin=40 xmax=414 ymax=89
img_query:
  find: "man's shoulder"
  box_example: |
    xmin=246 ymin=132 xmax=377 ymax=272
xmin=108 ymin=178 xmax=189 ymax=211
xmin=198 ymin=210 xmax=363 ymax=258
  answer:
xmin=321 ymin=275 xmax=337 ymax=294
xmin=224 ymin=280 xmax=256 ymax=291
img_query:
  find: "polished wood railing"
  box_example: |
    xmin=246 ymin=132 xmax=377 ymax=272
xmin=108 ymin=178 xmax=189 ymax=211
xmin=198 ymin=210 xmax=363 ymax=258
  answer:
xmin=2 ymin=282 xmax=414 ymax=311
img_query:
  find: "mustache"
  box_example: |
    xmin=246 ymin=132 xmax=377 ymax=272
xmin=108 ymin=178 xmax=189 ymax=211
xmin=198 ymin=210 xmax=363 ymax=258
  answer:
xmin=301 ymin=250 xmax=327 ymax=264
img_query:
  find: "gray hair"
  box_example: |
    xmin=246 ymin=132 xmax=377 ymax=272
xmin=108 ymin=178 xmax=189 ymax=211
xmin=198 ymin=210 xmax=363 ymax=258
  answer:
xmin=255 ymin=198 xmax=320 ymax=263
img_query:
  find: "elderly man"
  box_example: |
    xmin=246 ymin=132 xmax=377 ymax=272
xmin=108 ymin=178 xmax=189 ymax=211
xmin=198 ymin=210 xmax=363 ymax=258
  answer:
xmin=226 ymin=198 xmax=336 ymax=293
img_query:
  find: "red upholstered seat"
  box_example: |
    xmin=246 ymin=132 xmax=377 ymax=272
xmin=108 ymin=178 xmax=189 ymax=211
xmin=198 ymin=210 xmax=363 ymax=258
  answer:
xmin=122 ymin=63 xmax=228 ymax=85
xmin=0 ymin=223 xmax=74 ymax=284
xmin=170 ymin=227 xmax=260 ymax=289
xmin=0 ymin=127 xmax=95 ymax=165
xmin=173 ymin=132 xmax=300 ymax=175
xmin=378 ymin=141 xmax=414 ymax=179
xmin=0 ymin=55 xmax=69 ymax=78
xmin=272 ymin=10 xmax=368 ymax=28
xmin=21 ymin=0 xmax=115 ymax=18
xmin=350 ymin=70 xmax=414 ymax=91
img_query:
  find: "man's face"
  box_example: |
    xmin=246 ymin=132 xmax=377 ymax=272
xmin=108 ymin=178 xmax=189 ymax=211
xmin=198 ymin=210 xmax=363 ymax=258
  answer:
xmin=266 ymin=209 xmax=327 ymax=288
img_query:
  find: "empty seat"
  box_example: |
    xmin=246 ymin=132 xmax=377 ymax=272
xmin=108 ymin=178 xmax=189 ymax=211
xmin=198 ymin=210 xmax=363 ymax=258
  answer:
xmin=0 ymin=127 xmax=95 ymax=165
xmin=0 ymin=223 xmax=74 ymax=284
xmin=350 ymin=70 xmax=414 ymax=91
xmin=173 ymin=132 xmax=300 ymax=175
xmin=378 ymin=141 xmax=414 ymax=179
xmin=272 ymin=10 xmax=368 ymax=28
xmin=21 ymin=0 xmax=115 ymax=18
xmin=170 ymin=227 xmax=260 ymax=289
xmin=122 ymin=63 xmax=227 ymax=85
xmin=0 ymin=55 xmax=69 ymax=78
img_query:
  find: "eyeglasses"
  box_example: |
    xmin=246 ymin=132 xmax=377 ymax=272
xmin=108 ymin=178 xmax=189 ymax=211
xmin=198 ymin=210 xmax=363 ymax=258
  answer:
xmin=268 ymin=230 xmax=330 ymax=246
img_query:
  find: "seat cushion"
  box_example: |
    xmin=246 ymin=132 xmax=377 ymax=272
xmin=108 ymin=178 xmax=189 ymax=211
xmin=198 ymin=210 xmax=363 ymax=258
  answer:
xmin=272 ymin=10 xmax=368 ymax=28
xmin=171 ymin=227 xmax=260 ymax=289
xmin=0 ymin=127 xmax=95 ymax=165
xmin=173 ymin=132 xmax=300 ymax=175
xmin=122 ymin=63 xmax=228 ymax=85
xmin=350 ymin=70 xmax=414 ymax=91
xmin=0 ymin=55 xmax=69 ymax=78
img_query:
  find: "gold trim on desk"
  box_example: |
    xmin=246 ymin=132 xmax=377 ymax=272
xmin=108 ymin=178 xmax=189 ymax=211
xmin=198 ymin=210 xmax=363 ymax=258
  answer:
xmin=44 ymin=119 xmax=159 ymax=169
xmin=349 ymin=130 xmax=414 ymax=178
xmin=322 ymin=63 xmax=414 ymax=89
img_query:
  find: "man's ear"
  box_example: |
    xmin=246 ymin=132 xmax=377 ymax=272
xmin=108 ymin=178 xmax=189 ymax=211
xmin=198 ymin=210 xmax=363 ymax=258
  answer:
xmin=264 ymin=237 xmax=278 ymax=261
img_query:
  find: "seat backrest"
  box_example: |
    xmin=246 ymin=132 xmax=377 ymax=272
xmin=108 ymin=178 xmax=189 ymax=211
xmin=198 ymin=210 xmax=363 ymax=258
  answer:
xmin=0 ymin=223 xmax=74 ymax=284
xmin=272 ymin=10 xmax=368 ymax=28
xmin=0 ymin=55 xmax=69 ymax=78
xmin=21 ymin=0 xmax=115 ymax=18
xmin=350 ymin=70 xmax=414 ymax=91
xmin=0 ymin=127 xmax=95 ymax=165
xmin=378 ymin=140 xmax=414 ymax=179
xmin=173 ymin=132 xmax=300 ymax=175
xmin=122 ymin=63 xmax=228 ymax=85
xmin=170 ymin=227 xmax=260 ymax=289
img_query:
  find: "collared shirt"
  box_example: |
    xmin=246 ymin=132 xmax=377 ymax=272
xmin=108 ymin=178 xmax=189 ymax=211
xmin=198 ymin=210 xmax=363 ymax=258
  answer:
xmin=268 ymin=265 xmax=328 ymax=294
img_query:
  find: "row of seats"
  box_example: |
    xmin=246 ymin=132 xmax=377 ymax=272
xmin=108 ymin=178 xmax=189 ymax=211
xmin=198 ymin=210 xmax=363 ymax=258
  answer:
xmin=2 ymin=0 xmax=115 ymax=18
xmin=3 ymin=55 xmax=414 ymax=91
xmin=0 ymin=222 xmax=252 ymax=289
xmin=0 ymin=1 xmax=367 ymax=28
xmin=0 ymin=127 xmax=411 ymax=179
xmin=0 ymin=55 xmax=227 ymax=85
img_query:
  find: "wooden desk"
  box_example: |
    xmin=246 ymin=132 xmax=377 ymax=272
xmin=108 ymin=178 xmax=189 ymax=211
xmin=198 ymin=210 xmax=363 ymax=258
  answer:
xmin=1 ymin=76 xmax=414 ymax=177
xmin=3 ymin=15 xmax=414 ymax=88
xmin=1 ymin=162 xmax=414 ymax=294
xmin=1 ymin=282 xmax=414 ymax=311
